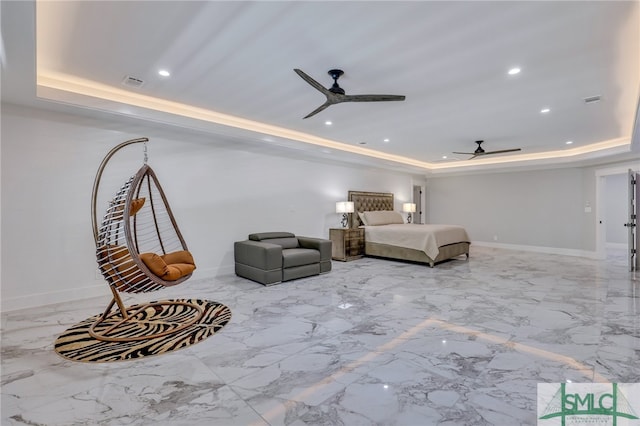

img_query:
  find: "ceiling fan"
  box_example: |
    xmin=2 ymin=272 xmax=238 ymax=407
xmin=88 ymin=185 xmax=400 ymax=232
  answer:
xmin=294 ymin=68 xmax=406 ymax=119
xmin=453 ymin=140 xmax=522 ymax=160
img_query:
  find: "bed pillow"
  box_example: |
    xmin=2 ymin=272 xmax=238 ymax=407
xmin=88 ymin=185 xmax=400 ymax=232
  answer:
xmin=362 ymin=210 xmax=404 ymax=226
xmin=358 ymin=212 xmax=369 ymax=226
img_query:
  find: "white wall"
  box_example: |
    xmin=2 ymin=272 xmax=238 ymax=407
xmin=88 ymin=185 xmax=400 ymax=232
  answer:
xmin=426 ymin=163 xmax=640 ymax=256
xmin=3 ymin=102 xmax=636 ymax=311
xmin=1 ymin=103 xmax=415 ymax=311
xmin=426 ymin=168 xmax=594 ymax=254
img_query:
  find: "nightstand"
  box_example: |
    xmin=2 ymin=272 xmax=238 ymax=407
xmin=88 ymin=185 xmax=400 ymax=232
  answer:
xmin=329 ymin=228 xmax=364 ymax=261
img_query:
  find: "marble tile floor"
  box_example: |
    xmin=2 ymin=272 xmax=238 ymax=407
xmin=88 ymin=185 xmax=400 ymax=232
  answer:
xmin=2 ymin=246 xmax=639 ymax=425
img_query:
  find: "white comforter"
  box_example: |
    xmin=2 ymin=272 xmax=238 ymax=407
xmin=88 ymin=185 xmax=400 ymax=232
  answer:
xmin=363 ymin=223 xmax=470 ymax=260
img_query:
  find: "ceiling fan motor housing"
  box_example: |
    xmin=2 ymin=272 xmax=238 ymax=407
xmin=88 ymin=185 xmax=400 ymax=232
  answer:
xmin=328 ymin=69 xmax=346 ymax=95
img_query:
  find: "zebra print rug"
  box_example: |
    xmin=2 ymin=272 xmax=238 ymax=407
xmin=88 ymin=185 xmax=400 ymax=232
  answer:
xmin=54 ymin=299 xmax=231 ymax=362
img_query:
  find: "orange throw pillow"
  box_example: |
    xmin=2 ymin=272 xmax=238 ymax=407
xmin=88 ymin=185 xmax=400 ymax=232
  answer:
xmin=140 ymin=250 xmax=196 ymax=281
xmin=161 ymin=250 xmax=195 ymax=266
xmin=164 ymin=263 xmax=196 ymax=280
xmin=129 ymin=198 xmax=145 ymax=216
xmin=140 ymin=252 xmax=169 ymax=277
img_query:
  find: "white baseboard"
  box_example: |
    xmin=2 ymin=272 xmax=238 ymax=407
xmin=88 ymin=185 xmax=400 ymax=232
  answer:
xmin=471 ymin=241 xmax=600 ymax=259
xmin=1 ymin=284 xmax=111 ymax=313
xmin=1 ymin=264 xmax=236 ymax=313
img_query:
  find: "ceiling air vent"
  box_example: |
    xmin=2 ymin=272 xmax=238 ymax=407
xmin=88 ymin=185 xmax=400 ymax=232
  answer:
xmin=122 ymin=75 xmax=145 ymax=88
xmin=584 ymin=95 xmax=601 ymax=104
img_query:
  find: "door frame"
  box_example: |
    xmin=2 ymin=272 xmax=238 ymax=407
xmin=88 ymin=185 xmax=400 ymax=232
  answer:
xmin=595 ymin=164 xmax=640 ymax=260
xmin=412 ymin=184 xmax=424 ymax=224
xmin=629 ymin=169 xmax=639 ymax=271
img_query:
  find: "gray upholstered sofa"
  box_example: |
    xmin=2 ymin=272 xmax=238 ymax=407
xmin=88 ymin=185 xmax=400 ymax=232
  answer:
xmin=234 ymin=232 xmax=332 ymax=285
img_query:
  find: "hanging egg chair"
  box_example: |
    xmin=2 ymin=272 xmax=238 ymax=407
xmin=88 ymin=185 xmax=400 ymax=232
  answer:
xmin=90 ymin=138 xmax=201 ymax=342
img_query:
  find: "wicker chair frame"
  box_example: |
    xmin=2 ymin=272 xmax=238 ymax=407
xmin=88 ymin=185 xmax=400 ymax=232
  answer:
xmin=90 ymin=138 xmax=202 ymax=342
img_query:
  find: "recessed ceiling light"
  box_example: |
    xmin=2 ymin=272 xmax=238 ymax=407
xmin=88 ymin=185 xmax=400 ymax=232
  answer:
xmin=540 ymin=108 xmax=550 ymax=113
xmin=383 ymin=138 xmax=390 ymax=143
xmin=565 ymin=141 xmax=573 ymax=145
xmin=508 ymin=67 xmax=521 ymax=75
xmin=325 ymin=120 xmax=332 ymax=126
xmin=442 ymin=155 xmax=448 ymax=159
xmin=158 ymin=69 xmax=171 ymax=77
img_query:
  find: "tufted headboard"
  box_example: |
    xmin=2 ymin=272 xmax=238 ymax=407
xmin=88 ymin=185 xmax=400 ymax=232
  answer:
xmin=348 ymin=191 xmax=394 ymax=228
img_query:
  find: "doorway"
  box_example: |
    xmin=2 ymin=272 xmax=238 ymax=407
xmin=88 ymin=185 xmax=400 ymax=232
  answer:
xmin=602 ymin=173 xmax=627 ymax=261
xmin=595 ymin=165 xmax=639 ymax=270
xmin=412 ymin=185 xmax=423 ymax=224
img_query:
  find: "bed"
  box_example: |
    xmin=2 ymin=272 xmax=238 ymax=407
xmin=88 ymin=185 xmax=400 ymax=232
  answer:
xmin=348 ymin=190 xmax=470 ymax=267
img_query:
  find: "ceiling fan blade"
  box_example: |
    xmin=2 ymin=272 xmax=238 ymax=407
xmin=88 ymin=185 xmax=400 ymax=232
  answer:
xmin=294 ymin=69 xmax=330 ymax=95
xmin=452 ymin=151 xmax=475 ymax=155
xmin=303 ymin=101 xmax=333 ymax=119
xmin=484 ymin=148 xmax=522 ymax=155
xmin=343 ymin=94 xmax=406 ymax=102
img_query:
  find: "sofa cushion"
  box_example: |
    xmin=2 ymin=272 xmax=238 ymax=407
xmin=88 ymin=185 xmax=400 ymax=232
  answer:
xmin=282 ymin=248 xmax=320 ymax=268
xmin=264 ymin=237 xmax=299 ymax=249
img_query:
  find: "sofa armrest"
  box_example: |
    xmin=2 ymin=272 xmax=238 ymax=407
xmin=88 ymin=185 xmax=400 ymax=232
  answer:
xmin=297 ymin=237 xmax=332 ymax=262
xmin=234 ymin=240 xmax=283 ymax=270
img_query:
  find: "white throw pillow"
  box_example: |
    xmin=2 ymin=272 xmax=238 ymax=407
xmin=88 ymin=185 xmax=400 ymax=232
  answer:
xmin=358 ymin=211 xmax=369 ymax=226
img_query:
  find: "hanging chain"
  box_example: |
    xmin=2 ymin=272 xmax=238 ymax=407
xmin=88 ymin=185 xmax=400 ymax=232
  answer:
xmin=143 ymin=141 xmax=148 ymax=164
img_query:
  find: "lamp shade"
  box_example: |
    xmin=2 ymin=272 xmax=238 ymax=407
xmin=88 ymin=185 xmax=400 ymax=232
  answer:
xmin=402 ymin=203 xmax=416 ymax=213
xmin=336 ymin=201 xmax=354 ymax=213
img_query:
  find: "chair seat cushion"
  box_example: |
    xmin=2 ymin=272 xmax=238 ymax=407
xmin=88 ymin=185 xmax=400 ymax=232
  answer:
xmin=162 ymin=250 xmax=195 ymax=266
xmin=282 ymin=248 xmax=320 ymax=268
xmin=140 ymin=250 xmax=196 ymax=281
xmin=164 ymin=263 xmax=196 ymax=281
